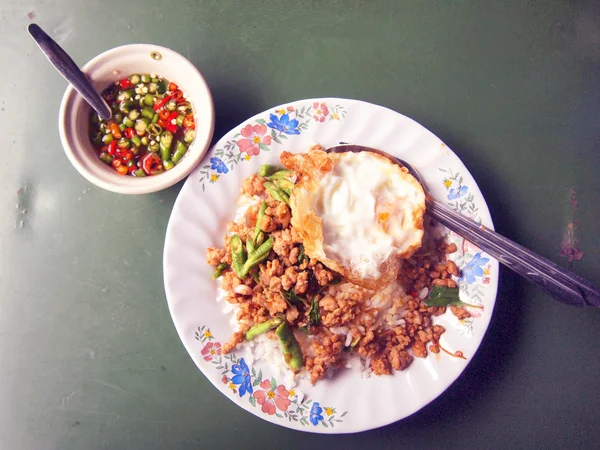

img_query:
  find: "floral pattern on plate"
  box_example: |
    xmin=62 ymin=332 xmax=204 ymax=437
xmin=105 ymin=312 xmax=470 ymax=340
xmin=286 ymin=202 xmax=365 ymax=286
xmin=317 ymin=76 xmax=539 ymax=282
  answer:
xmin=194 ymin=326 xmax=347 ymax=428
xmin=196 ymin=102 xmax=347 ymax=190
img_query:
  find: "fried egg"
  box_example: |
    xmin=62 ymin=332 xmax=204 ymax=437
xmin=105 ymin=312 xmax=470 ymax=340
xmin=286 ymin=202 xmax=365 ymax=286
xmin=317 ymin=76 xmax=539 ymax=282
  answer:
xmin=281 ymin=147 xmax=425 ymax=290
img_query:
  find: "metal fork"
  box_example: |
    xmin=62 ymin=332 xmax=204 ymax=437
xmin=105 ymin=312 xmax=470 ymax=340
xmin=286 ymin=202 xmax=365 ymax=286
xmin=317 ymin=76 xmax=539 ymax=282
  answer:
xmin=326 ymin=144 xmax=600 ymax=308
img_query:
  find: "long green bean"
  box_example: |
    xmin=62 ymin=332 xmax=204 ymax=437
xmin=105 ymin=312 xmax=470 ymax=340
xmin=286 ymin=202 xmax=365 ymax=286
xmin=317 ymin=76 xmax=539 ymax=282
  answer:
xmin=276 ymin=322 xmax=304 ymax=371
xmin=245 ymin=318 xmax=283 ymax=341
xmin=211 ymin=263 xmax=229 ymax=280
xmin=230 ymin=235 xmax=246 ymax=278
xmin=253 ymin=201 xmax=268 ymax=244
xmin=264 ymin=182 xmax=289 ymax=204
xmin=266 ymin=169 xmax=293 ymax=181
xmin=239 ymin=236 xmax=273 ymax=278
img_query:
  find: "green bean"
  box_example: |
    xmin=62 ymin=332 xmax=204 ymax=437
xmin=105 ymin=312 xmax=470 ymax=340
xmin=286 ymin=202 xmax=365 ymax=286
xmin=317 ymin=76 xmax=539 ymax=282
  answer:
xmin=140 ymin=74 xmax=151 ymax=83
xmin=99 ymin=152 xmax=112 ymax=164
xmin=266 ymin=169 xmax=293 ymax=181
xmin=141 ymin=107 xmax=155 ymax=120
xmin=258 ymin=165 xmax=279 ymax=177
xmin=122 ymin=117 xmax=134 ymax=128
xmin=275 ymin=322 xmax=304 ymax=372
xmin=246 ymin=237 xmax=255 ymax=255
xmin=184 ymin=129 xmax=196 ymax=143
xmin=129 ymin=74 xmax=141 ymax=85
xmin=128 ymin=109 xmax=140 ymax=120
xmin=245 ymin=318 xmax=283 ymax=341
xmin=264 ymin=182 xmax=289 ymax=204
xmin=172 ymin=140 xmax=187 ymax=164
xmin=253 ymin=201 xmax=267 ymax=244
xmin=130 ymin=135 xmax=142 ymax=147
xmin=143 ymin=94 xmax=154 ymax=107
xmin=230 ymin=235 xmax=246 ymax=278
xmin=101 ymin=134 xmax=114 ymax=144
xmin=134 ymin=119 xmax=147 ymax=136
xmin=239 ymin=236 xmax=273 ymax=278
xmin=211 ymin=263 xmax=229 ymax=280
xmin=274 ymin=178 xmax=294 ymax=195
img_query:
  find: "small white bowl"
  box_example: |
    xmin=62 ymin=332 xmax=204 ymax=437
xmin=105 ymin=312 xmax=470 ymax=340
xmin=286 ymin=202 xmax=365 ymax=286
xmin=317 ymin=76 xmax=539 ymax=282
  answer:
xmin=59 ymin=44 xmax=215 ymax=194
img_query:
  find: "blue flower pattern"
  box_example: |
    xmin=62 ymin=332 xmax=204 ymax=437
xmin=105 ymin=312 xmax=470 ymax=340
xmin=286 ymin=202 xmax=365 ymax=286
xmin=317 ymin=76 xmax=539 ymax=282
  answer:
xmin=309 ymin=402 xmax=324 ymax=426
xmin=210 ymin=157 xmax=229 ymax=174
xmin=231 ymin=358 xmax=253 ymax=397
xmin=447 ymin=185 xmax=468 ymax=200
xmin=461 ymin=253 xmax=489 ymax=284
xmin=267 ymin=113 xmax=300 ymax=135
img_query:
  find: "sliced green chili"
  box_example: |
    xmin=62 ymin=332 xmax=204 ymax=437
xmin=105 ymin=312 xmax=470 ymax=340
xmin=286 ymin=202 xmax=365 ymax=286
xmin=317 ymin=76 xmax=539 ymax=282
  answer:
xmin=101 ymin=134 xmax=114 ymax=144
xmin=143 ymin=94 xmax=154 ymax=107
xmin=172 ymin=140 xmax=187 ymax=164
xmin=141 ymin=107 xmax=155 ymax=120
xmin=128 ymin=109 xmax=140 ymax=120
xmin=130 ymin=135 xmax=142 ymax=147
xmin=184 ymin=129 xmax=196 ymax=143
xmin=99 ymin=152 xmax=113 ymax=164
xmin=140 ymin=74 xmax=151 ymax=83
xmin=128 ymin=74 xmax=141 ymax=85
xmin=122 ymin=117 xmax=134 ymax=128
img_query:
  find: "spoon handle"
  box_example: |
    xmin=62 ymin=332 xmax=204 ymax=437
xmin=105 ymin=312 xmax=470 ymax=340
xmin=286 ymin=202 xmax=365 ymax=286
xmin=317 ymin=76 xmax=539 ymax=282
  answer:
xmin=426 ymin=198 xmax=600 ymax=307
xmin=27 ymin=23 xmax=112 ymax=120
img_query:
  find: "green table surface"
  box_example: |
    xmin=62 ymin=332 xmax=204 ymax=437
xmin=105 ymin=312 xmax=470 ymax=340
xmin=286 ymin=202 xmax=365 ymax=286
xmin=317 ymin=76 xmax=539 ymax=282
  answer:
xmin=2 ymin=1 xmax=599 ymax=448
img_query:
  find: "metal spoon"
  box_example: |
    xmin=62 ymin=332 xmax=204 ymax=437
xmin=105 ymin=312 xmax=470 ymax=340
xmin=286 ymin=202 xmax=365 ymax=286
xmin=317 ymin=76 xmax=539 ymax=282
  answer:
xmin=326 ymin=144 xmax=600 ymax=308
xmin=28 ymin=23 xmax=112 ymax=120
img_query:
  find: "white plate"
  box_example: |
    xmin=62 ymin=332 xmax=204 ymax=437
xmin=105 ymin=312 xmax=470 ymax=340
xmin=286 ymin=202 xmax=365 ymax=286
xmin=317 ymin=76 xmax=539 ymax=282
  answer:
xmin=163 ymin=98 xmax=499 ymax=433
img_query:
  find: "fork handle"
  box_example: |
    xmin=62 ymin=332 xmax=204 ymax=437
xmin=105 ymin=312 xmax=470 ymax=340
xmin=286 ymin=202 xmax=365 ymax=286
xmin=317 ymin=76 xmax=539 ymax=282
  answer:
xmin=426 ymin=198 xmax=600 ymax=308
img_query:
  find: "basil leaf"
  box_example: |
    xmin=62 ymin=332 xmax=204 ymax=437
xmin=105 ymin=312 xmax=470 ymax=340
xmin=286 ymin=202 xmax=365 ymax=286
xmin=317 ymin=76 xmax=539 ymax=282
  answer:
xmin=282 ymin=289 xmax=307 ymax=307
xmin=424 ymin=285 xmax=464 ymax=307
xmin=308 ymin=296 xmax=320 ymax=326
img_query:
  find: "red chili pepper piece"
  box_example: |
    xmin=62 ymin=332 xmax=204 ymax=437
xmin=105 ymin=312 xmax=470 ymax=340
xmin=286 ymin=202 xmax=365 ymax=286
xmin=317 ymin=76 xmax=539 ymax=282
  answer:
xmin=172 ymin=91 xmax=184 ymax=103
xmin=153 ymin=95 xmax=172 ymax=111
xmin=120 ymin=79 xmax=132 ymax=89
xmin=157 ymin=119 xmax=168 ymax=129
xmin=141 ymin=153 xmax=162 ymax=175
xmin=123 ymin=128 xmax=135 ymax=139
xmin=168 ymin=82 xmax=178 ymax=91
xmin=107 ymin=141 xmax=117 ymax=155
xmin=166 ymin=123 xmax=178 ymax=134
xmin=158 ymin=110 xmax=170 ymax=121
xmin=183 ymin=115 xmax=195 ymax=129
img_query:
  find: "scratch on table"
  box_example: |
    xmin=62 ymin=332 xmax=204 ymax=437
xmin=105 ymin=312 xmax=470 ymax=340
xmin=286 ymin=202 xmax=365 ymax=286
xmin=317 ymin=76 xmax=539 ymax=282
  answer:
xmin=93 ymin=379 xmax=148 ymax=403
xmin=55 ymin=408 xmax=172 ymax=424
xmin=47 ymin=268 xmax=103 ymax=291
xmin=61 ymin=389 xmax=82 ymax=407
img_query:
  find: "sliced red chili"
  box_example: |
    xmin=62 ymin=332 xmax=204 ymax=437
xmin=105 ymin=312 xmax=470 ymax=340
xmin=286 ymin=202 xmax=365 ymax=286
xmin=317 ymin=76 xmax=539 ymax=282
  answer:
xmin=107 ymin=141 xmax=117 ymax=155
xmin=159 ymin=110 xmax=171 ymax=121
xmin=168 ymin=82 xmax=178 ymax=91
xmin=141 ymin=153 xmax=162 ymax=175
xmin=183 ymin=115 xmax=195 ymax=129
xmin=119 ymin=79 xmax=132 ymax=89
xmin=112 ymin=158 xmax=122 ymax=168
xmin=157 ymin=119 xmax=168 ymax=129
xmin=172 ymin=90 xmax=184 ymax=103
xmin=153 ymin=95 xmax=172 ymax=111
xmin=123 ymin=128 xmax=135 ymax=139
xmin=166 ymin=123 xmax=178 ymax=134
xmin=122 ymin=150 xmax=133 ymax=161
